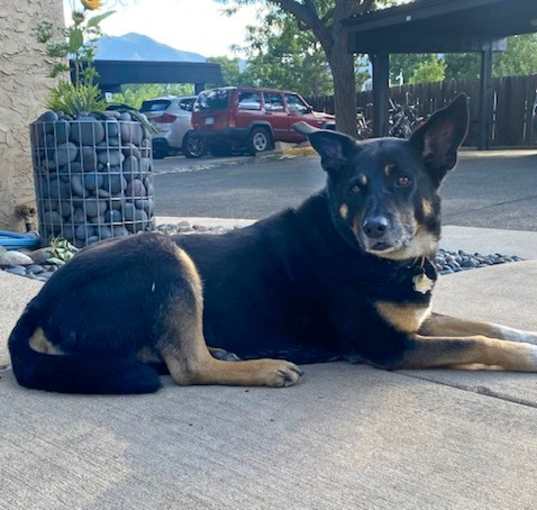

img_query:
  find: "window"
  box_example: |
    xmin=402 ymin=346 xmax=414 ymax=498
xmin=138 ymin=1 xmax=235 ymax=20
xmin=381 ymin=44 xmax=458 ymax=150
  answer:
xmin=285 ymin=94 xmax=310 ymax=115
xmin=179 ymin=98 xmax=195 ymax=112
xmin=194 ymin=89 xmax=230 ymax=112
xmin=238 ymin=91 xmax=262 ymax=111
xmin=140 ymin=100 xmax=171 ymax=113
xmin=263 ymin=93 xmax=285 ymax=112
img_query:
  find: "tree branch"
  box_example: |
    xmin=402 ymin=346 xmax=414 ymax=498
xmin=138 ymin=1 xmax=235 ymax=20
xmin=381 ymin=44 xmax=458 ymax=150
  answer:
xmin=351 ymin=0 xmax=375 ymax=17
xmin=270 ymin=0 xmax=333 ymax=50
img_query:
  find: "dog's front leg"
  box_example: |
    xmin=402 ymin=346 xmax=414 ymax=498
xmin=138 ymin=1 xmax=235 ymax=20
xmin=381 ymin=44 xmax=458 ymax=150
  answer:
xmin=398 ymin=334 xmax=537 ymax=372
xmin=419 ymin=313 xmax=537 ymax=345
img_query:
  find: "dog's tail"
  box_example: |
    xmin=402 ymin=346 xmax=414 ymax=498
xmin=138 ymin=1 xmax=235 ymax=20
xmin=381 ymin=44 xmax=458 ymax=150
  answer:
xmin=8 ymin=302 xmax=161 ymax=395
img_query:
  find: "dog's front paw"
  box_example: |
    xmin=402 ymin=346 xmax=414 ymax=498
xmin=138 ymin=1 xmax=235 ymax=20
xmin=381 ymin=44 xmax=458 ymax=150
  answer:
xmin=257 ymin=359 xmax=304 ymax=387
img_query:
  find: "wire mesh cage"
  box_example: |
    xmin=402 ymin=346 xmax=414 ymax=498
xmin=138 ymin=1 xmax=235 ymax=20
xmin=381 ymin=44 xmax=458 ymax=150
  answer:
xmin=30 ymin=113 xmax=155 ymax=248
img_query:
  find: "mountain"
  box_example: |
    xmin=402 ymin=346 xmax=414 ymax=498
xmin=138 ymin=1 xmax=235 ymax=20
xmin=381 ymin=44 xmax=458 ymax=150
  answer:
xmin=95 ymin=33 xmax=207 ymax=63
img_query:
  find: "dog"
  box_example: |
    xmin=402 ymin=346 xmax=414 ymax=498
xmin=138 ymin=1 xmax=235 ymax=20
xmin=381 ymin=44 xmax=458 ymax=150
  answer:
xmin=8 ymin=95 xmax=537 ymax=394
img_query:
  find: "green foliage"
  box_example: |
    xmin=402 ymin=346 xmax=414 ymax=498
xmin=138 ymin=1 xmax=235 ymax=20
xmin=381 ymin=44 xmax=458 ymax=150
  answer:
xmin=236 ymin=8 xmax=335 ymax=96
xmin=111 ymin=83 xmax=194 ymax=109
xmin=217 ymin=1 xmax=412 ymax=98
xmin=390 ymin=54 xmax=427 ymax=84
xmin=35 ymin=4 xmax=115 ymax=115
xmin=48 ymin=237 xmax=78 ymax=266
xmin=47 ymin=80 xmax=106 ymax=117
xmin=444 ymin=53 xmax=480 ymax=81
xmin=391 ymin=54 xmax=446 ymax=85
xmin=445 ymin=34 xmax=537 ymax=81
xmin=409 ymin=56 xmax=446 ymax=84
xmin=494 ymin=34 xmax=537 ymax=78
xmin=207 ymin=56 xmax=244 ymax=87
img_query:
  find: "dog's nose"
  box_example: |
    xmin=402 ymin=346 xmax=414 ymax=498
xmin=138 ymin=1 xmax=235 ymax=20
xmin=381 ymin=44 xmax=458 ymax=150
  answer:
xmin=363 ymin=216 xmax=389 ymax=239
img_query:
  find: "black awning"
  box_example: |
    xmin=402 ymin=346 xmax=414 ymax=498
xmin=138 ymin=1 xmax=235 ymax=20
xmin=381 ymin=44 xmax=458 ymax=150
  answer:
xmin=345 ymin=0 xmax=537 ymax=53
xmin=72 ymin=60 xmax=224 ymax=92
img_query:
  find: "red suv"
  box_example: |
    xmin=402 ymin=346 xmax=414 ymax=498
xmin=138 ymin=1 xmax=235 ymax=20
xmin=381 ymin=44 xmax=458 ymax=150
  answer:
xmin=185 ymin=87 xmax=335 ymax=157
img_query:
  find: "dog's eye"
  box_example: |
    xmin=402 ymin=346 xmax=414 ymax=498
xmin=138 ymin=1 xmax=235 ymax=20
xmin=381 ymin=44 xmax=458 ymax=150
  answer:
xmin=396 ymin=176 xmax=412 ymax=188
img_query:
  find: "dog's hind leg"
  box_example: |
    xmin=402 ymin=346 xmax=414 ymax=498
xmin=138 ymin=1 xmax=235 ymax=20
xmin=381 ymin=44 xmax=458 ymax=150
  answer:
xmin=398 ymin=334 xmax=537 ymax=372
xmin=159 ymin=249 xmax=303 ymax=388
xmin=419 ymin=313 xmax=537 ymax=345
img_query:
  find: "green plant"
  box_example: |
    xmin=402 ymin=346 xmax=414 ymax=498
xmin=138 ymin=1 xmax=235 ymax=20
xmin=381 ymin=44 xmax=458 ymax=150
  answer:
xmin=47 ymin=237 xmax=79 ymax=266
xmin=35 ymin=1 xmax=115 ymax=116
xmin=47 ymin=80 xmax=106 ymax=117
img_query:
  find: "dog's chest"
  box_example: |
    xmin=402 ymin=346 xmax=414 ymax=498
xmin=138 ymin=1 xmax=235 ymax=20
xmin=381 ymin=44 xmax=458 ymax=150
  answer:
xmin=373 ymin=258 xmax=437 ymax=334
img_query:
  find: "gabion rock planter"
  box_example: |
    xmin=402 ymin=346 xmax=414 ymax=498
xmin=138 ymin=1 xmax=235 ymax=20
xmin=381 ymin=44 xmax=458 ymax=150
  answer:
xmin=30 ymin=110 xmax=154 ymax=247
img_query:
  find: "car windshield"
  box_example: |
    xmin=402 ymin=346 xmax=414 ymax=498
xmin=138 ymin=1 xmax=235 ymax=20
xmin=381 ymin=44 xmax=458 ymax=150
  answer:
xmin=140 ymin=99 xmax=171 ymax=113
xmin=195 ymin=89 xmax=230 ymax=112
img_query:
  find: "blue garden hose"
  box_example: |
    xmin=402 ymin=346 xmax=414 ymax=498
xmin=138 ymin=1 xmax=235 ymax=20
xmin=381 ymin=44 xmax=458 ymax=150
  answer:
xmin=0 ymin=231 xmax=41 ymax=251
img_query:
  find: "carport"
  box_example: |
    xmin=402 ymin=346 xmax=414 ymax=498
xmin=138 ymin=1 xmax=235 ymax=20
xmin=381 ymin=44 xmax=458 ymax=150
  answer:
xmin=344 ymin=0 xmax=537 ymax=148
xmin=82 ymin=60 xmax=223 ymax=95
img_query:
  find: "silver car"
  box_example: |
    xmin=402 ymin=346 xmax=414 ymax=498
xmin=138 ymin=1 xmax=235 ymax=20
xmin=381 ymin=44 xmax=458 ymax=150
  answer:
xmin=140 ymin=96 xmax=196 ymax=159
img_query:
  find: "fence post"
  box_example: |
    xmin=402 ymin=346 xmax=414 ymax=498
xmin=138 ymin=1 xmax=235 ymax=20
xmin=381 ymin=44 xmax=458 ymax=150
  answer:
xmin=479 ymin=43 xmax=493 ymax=150
xmin=371 ymin=53 xmax=390 ymax=137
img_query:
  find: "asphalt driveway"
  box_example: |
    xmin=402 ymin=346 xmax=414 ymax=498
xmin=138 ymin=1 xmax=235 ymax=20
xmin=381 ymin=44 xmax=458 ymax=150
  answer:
xmin=154 ymin=150 xmax=537 ymax=230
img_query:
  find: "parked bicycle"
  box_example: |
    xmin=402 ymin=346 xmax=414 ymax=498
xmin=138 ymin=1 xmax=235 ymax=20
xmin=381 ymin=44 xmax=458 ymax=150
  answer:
xmin=356 ymin=107 xmax=373 ymax=139
xmin=388 ymin=99 xmax=423 ymax=139
xmin=354 ymin=100 xmax=423 ymax=140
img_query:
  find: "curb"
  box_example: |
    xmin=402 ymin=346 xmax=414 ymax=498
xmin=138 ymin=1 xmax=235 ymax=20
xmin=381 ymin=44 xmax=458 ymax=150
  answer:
xmin=278 ymin=144 xmax=317 ymax=158
xmin=153 ymin=145 xmax=317 ymax=176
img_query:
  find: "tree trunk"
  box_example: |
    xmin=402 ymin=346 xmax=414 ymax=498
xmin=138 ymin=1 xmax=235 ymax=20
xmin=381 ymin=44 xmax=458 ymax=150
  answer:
xmin=328 ymin=45 xmax=358 ymax=138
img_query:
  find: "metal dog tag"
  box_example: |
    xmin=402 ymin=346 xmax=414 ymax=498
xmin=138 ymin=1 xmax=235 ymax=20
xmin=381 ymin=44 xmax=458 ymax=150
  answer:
xmin=413 ymin=272 xmax=434 ymax=294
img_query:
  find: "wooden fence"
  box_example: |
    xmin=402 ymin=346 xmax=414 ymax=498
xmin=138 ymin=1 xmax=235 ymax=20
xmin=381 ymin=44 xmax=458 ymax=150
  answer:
xmin=306 ymin=74 xmax=537 ymax=147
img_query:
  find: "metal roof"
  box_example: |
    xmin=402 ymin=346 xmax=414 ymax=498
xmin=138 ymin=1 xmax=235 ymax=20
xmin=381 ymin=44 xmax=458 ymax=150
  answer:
xmin=345 ymin=0 xmax=537 ymax=53
xmin=88 ymin=60 xmax=224 ymax=92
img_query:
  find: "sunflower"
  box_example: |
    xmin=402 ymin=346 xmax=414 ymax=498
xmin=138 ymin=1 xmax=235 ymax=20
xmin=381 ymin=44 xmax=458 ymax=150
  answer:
xmin=81 ymin=0 xmax=101 ymax=10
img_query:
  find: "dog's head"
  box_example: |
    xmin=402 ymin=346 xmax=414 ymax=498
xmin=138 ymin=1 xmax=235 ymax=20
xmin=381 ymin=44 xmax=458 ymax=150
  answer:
xmin=295 ymin=95 xmax=469 ymax=261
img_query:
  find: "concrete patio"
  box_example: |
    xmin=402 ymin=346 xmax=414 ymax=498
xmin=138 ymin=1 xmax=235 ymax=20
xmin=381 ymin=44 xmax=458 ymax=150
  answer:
xmin=2 ymin=230 xmax=537 ymax=509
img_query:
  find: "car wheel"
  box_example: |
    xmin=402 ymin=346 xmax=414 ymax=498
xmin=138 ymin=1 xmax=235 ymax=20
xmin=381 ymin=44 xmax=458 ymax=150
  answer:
xmin=249 ymin=127 xmax=272 ymax=154
xmin=183 ymin=132 xmax=207 ymax=159
xmin=153 ymin=145 xmax=168 ymax=160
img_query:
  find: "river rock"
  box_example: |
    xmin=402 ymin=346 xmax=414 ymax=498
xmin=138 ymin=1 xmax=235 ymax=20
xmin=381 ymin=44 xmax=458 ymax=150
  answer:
xmin=0 ymin=250 xmax=34 ymax=267
xmin=56 ymin=142 xmax=78 ymax=166
xmin=104 ymin=209 xmax=122 ymax=223
xmin=126 ymin=179 xmax=146 ymax=197
xmin=84 ymin=199 xmax=108 ymax=217
xmin=84 ymin=173 xmax=104 ymax=192
xmin=98 ymin=148 xmax=124 ymax=167
xmin=5 ymin=266 xmax=27 ymax=277
xmin=71 ymin=175 xmax=86 ymax=197
xmin=120 ymin=122 xmax=143 ymax=145
xmin=70 ymin=117 xmax=105 ymax=145
xmin=80 ymin=146 xmax=98 ymax=172
xmin=29 ymin=247 xmax=53 ymax=264
xmin=53 ymin=120 xmax=70 ymax=144
xmin=103 ymin=174 xmax=127 ymax=195
xmin=122 ymin=144 xmax=141 ymax=159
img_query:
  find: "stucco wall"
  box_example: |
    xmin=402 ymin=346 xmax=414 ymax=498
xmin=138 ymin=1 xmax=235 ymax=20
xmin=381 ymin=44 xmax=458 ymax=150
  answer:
xmin=0 ymin=0 xmax=64 ymax=230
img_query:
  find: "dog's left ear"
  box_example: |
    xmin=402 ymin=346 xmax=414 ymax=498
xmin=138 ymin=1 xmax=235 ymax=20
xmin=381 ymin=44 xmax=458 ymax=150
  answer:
xmin=294 ymin=122 xmax=357 ymax=173
xmin=409 ymin=94 xmax=469 ymax=186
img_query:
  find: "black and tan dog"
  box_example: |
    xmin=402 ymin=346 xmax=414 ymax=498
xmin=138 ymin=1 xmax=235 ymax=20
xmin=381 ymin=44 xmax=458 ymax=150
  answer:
xmin=9 ymin=95 xmax=537 ymax=394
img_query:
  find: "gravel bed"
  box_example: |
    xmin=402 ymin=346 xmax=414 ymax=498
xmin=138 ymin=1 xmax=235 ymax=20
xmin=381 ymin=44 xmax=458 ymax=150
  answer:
xmin=0 ymin=223 xmax=525 ymax=282
xmin=156 ymin=223 xmax=524 ymax=275
xmin=434 ymin=249 xmax=523 ymax=275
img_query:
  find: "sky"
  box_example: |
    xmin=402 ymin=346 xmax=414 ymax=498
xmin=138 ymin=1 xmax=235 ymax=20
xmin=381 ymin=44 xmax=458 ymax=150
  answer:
xmin=63 ymin=0 xmax=261 ymax=58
